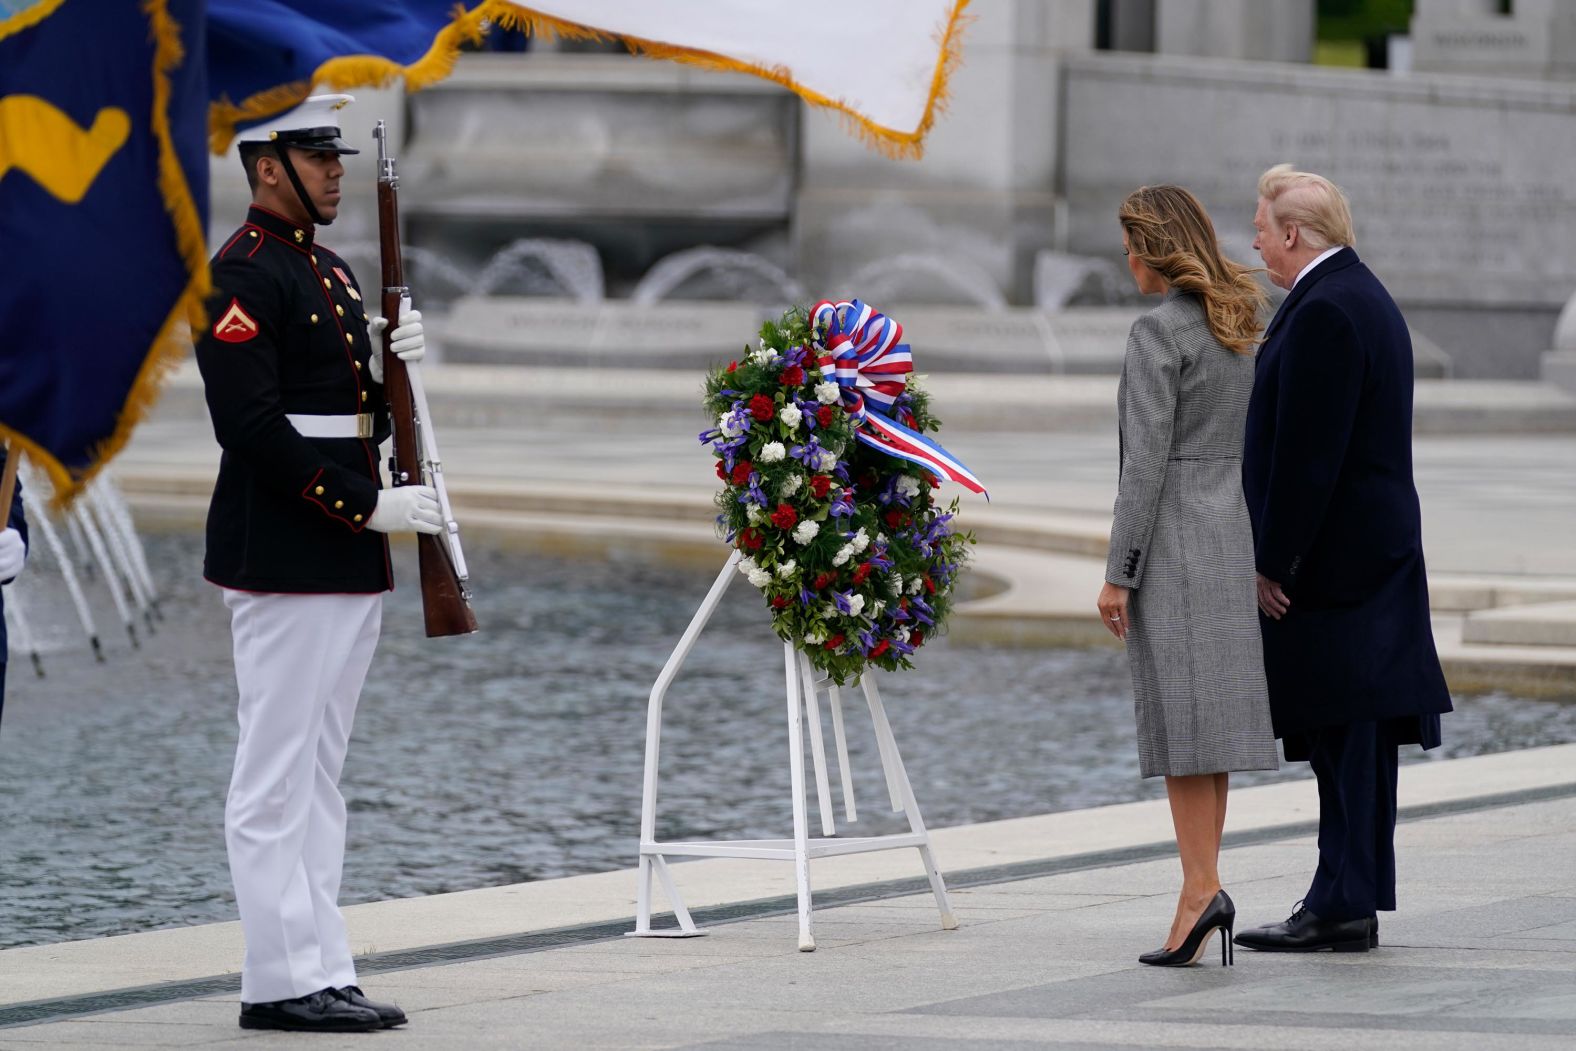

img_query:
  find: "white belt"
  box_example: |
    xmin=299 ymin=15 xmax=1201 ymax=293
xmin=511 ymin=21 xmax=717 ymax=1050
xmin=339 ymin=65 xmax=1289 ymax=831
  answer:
xmin=286 ymin=413 xmax=373 ymax=439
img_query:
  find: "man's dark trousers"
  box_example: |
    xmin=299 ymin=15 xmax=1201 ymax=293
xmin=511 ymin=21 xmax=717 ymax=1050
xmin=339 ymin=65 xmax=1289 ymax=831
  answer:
xmin=1304 ymin=721 xmax=1399 ymax=920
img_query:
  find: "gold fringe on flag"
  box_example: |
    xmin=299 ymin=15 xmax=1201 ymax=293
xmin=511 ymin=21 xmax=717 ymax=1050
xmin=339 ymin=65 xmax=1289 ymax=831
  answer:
xmin=208 ymin=0 xmax=972 ymax=161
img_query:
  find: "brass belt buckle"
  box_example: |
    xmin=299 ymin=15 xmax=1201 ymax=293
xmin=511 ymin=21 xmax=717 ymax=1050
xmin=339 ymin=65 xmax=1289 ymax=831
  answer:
xmin=356 ymin=412 xmax=373 ymax=439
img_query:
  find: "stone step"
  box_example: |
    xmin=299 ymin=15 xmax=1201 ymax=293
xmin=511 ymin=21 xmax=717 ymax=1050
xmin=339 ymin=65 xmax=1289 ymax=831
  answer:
xmin=1463 ymin=600 xmax=1576 ymax=648
xmin=429 ymin=298 xmax=1457 ymax=378
xmin=152 ymin=361 xmax=1576 ymax=434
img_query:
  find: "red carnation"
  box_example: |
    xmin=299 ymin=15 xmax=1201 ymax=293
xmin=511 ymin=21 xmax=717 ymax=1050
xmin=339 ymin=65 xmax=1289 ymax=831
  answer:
xmin=851 ymin=562 xmax=873 ymax=585
xmin=715 ymin=460 xmax=728 ymax=480
xmin=923 ymin=575 xmax=936 ymax=594
xmin=901 ymin=410 xmax=917 ymax=428
xmin=813 ymin=572 xmax=835 ymax=591
xmin=824 ymin=633 xmax=845 ymax=651
xmin=739 ymin=528 xmax=765 ymax=551
xmin=817 ymin=405 xmax=836 ymax=427
xmin=726 ymin=360 xmax=738 ymax=373
xmin=910 ymin=629 xmax=925 ymax=648
xmin=770 ymin=503 xmax=799 ymax=529
xmin=869 ymin=639 xmax=891 ymax=659
xmin=809 ymin=475 xmax=833 ymax=499
xmin=770 ymin=595 xmax=790 ymax=609
xmin=731 ymin=461 xmax=754 ymax=485
xmin=859 ymin=470 xmax=880 ymax=491
xmin=780 ymin=365 xmax=806 ymax=386
xmin=884 ymin=508 xmax=910 ymax=529
xmin=749 ymin=394 xmax=775 ymax=421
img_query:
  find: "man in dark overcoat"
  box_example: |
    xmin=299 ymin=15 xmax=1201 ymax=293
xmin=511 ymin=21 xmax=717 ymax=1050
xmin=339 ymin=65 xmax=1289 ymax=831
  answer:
xmin=1235 ymin=165 xmax=1452 ymax=954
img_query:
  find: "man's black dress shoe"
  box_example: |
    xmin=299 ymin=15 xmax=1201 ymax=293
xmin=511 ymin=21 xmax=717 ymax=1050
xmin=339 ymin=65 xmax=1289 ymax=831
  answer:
xmin=1233 ymin=901 xmax=1373 ymax=953
xmin=238 ymin=988 xmax=382 ymax=1031
xmin=334 ymin=985 xmax=408 ymax=1028
xmin=1371 ymin=915 xmax=1380 ymax=948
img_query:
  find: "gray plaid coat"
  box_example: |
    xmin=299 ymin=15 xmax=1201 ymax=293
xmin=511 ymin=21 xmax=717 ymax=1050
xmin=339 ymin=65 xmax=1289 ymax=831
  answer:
xmin=1107 ymin=289 xmax=1278 ymax=778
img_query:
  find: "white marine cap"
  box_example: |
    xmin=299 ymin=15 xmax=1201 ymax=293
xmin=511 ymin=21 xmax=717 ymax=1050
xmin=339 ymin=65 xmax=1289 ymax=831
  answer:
xmin=236 ymin=93 xmax=360 ymax=154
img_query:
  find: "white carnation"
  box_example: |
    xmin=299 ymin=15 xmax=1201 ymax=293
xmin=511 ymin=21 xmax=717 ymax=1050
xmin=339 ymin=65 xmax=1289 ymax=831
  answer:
xmin=832 ymin=547 xmax=852 ymax=567
xmin=897 ymin=627 xmax=911 ymax=643
xmin=847 ymin=594 xmax=866 ymax=617
xmin=896 ymin=475 xmax=921 ymax=498
xmin=779 ymin=474 xmax=803 ymax=497
xmin=738 ymin=557 xmax=757 ymax=576
xmin=891 ymin=575 xmax=904 ymax=595
xmin=746 ymin=504 xmax=765 ymax=524
xmin=719 ymin=413 xmax=745 ymax=439
xmin=852 ymin=528 xmax=870 ymax=553
xmin=814 ymin=381 xmax=840 ymax=404
xmin=870 ymin=600 xmax=884 ymax=618
xmin=778 ymin=403 xmax=803 ymax=430
xmin=908 ymin=577 xmax=924 ymax=595
xmin=747 ymin=568 xmax=773 ymax=589
xmin=776 ymin=559 xmax=797 ymax=578
xmin=815 ymin=449 xmax=839 ymax=471
xmin=760 ymin=441 xmax=787 ymax=463
xmin=792 ymin=520 xmax=820 ymax=545
xmin=805 ymin=628 xmax=827 ymax=644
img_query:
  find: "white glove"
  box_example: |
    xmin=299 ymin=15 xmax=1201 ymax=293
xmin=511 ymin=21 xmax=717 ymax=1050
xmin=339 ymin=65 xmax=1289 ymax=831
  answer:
xmin=367 ymin=485 xmax=442 ymax=535
xmin=367 ymin=308 xmax=425 ymax=385
xmin=0 ymin=527 xmax=25 ymax=583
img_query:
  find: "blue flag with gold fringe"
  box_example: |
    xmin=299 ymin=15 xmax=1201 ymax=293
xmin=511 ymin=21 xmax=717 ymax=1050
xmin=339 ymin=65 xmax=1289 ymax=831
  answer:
xmin=0 ymin=0 xmax=209 ymax=502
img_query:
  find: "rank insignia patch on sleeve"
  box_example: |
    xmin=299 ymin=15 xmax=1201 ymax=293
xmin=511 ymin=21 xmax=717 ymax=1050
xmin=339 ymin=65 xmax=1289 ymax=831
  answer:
xmin=213 ymin=298 xmax=259 ymax=343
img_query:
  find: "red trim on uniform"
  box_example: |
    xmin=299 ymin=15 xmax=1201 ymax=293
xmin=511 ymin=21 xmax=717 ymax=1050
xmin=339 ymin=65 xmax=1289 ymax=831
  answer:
xmin=299 ymin=467 xmax=367 ymax=534
xmin=217 ymin=227 xmax=251 ymax=259
xmin=246 ymin=234 xmax=264 ymax=259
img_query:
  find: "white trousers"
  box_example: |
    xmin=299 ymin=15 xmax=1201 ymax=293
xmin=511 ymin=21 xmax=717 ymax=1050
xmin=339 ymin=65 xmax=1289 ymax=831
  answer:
xmin=222 ymin=589 xmax=382 ymax=1004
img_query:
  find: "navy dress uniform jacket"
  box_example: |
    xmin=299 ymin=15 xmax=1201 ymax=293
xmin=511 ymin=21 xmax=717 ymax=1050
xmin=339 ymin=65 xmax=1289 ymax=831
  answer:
xmin=1242 ymin=248 xmax=1451 ymax=744
xmin=195 ymin=205 xmax=391 ymax=594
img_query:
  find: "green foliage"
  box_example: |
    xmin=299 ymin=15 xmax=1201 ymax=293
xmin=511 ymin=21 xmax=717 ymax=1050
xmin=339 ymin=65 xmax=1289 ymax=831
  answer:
xmin=699 ymin=307 xmax=974 ymax=684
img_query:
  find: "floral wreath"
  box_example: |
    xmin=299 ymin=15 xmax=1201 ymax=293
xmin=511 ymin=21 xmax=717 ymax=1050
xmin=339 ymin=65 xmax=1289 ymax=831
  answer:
xmin=700 ymin=300 xmax=984 ymax=684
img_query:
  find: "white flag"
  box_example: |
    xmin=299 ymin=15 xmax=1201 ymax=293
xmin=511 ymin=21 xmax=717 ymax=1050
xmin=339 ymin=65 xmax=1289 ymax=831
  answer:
xmin=502 ymin=1 xmax=969 ymax=156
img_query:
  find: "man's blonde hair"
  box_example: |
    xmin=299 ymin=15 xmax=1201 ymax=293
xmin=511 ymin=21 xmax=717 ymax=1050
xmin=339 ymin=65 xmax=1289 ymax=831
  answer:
xmin=1257 ymin=164 xmax=1354 ymax=251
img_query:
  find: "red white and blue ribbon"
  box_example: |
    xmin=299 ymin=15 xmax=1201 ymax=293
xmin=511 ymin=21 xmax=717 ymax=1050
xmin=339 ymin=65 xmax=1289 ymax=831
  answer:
xmin=810 ymin=299 xmax=986 ymax=496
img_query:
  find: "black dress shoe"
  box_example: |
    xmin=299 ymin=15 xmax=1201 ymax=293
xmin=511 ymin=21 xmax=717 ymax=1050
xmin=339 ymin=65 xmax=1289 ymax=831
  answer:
xmin=1371 ymin=915 xmax=1380 ymax=948
xmin=1233 ymin=901 xmax=1372 ymax=953
xmin=1140 ymin=890 xmax=1236 ymax=967
xmin=238 ymin=988 xmax=382 ymax=1031
xmin=334 ymin=985 xmax=408 ymax=1028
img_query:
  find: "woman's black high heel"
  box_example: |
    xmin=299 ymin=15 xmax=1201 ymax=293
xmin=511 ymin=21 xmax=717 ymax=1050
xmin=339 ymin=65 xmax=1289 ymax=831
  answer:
xmin=1139 ymin=890 xmax=1236 ymax=967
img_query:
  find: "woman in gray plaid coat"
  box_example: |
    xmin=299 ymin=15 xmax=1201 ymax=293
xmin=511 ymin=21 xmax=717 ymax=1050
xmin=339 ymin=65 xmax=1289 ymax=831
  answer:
xmin=1096 ymin=185 xmax=1278 ymax=967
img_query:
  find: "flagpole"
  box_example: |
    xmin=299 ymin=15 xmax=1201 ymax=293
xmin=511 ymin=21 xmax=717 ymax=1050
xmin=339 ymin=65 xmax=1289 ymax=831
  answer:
xmin=0 ymin=441 xmax=19 ymax=517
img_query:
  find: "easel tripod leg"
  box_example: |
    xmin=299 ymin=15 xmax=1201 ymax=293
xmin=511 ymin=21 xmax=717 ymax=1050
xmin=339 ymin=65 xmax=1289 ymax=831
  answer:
xmin=785 ymin=644 xmax=816 ymax=951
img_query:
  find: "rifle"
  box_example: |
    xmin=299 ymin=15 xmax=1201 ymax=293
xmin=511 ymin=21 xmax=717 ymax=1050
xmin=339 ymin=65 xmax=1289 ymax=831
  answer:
xmin=374 ymin=120 xmax=478 ymax=638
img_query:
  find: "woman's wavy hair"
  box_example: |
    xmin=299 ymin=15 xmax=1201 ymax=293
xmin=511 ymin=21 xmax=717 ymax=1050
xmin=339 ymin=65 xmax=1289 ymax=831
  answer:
xmin=1119 ymin=185 xmax=1267 ymax=355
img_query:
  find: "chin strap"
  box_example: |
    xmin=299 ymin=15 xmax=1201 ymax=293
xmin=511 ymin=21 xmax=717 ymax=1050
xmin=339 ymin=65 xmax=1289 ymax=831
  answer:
xmin=274 ymin=148 xmax=330 ymax=226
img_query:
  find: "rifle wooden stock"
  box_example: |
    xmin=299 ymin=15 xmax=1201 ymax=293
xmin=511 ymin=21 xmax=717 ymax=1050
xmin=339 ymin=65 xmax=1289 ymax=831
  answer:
xmin=376 ymin=142 xmax=477 ymax=638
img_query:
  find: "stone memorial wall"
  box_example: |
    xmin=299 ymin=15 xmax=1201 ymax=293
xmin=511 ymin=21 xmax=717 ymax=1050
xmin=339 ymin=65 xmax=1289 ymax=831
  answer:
xmin=1059 ymin=51 xmax=1576 ymax=374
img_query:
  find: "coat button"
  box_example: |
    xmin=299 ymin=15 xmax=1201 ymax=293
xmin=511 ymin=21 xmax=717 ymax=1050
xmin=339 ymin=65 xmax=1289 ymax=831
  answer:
xmin=310 ymin=314 xmax=319 ymax=323
xmin=248 ymin=231 xmax=258 ymax=238
xmin=360 ymin=390 xmax=368 ymax=402
xmin=334 ymin=500 xmax=344 ymax=509
xmin=353 ymin=514 xmax=363 ymax=523
xmin=323 ymin=278 xmax=331 ymax=288
xmin=314 ymin=485 xmax=325 ymax=495
xmin=346 ymin=333 xmax=354 ymax=344
xmin=336 ymin=305 xmax=345 ymax=317
xmin=354 ymin=360 xmax=362 ymax=370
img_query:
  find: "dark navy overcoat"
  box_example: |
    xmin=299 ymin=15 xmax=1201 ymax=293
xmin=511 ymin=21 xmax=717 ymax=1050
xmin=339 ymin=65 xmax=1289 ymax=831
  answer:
xmin=1242 ymin=248 xmax=1451 ymax=742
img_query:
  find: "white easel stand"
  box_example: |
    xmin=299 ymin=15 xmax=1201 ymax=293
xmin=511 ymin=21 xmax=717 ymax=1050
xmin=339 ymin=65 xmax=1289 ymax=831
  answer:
xmin=629 ymin=551 xmax=958 ymax=951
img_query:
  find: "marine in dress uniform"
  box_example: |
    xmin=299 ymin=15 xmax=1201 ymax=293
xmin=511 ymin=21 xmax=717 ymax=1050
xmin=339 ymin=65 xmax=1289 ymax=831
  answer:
xmin=194 ymin=95 xmax=439 ymax=1033
xmin=0 ymin=451 xmax=27 ymax=727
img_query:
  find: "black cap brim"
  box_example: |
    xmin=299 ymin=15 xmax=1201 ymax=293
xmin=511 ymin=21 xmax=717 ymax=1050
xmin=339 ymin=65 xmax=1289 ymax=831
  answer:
xmin=274 ymin=127 xmax=360 ymax=155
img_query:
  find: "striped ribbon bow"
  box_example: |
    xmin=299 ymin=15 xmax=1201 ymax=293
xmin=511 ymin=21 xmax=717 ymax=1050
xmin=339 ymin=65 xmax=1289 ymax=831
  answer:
xmin=810 ymin=299 xmax=986 ymax=495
